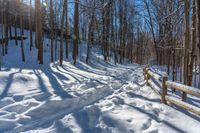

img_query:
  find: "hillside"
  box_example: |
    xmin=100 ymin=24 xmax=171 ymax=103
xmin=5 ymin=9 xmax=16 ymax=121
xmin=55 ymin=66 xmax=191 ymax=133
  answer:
xmin=0 ymin=38 xmax=200 ymax=133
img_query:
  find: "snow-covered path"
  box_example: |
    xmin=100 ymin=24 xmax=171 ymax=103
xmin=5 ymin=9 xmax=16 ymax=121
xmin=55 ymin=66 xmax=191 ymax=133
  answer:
xmin=0 ymin=59 xmax=200 ymax=133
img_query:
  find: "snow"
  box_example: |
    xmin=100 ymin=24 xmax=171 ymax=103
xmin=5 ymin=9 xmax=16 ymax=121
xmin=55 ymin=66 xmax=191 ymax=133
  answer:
xmin=151 ymin=65 xmax=200 ymax=111
xmin=0 ymin=33 xmax=200 ymax=133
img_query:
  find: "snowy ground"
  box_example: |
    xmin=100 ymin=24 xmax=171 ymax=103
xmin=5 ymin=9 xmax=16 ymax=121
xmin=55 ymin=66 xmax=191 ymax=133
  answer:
xmin=0 ymin=38 xmax=200 ymax=133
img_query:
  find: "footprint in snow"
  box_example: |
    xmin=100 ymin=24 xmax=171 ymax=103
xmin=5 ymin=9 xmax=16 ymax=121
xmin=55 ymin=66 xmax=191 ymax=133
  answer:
xmin=141 ymin=119 xmax=152 ymax=130
xmin=3 ymin=102 xmax=39 ymax=114
xmin=13 ymin=95 xmax=24 ymax=102
xmin=16 ymin=76 xmax=29 ymax=82
xmin=111 ymin=97 xmax=124 ymax=105
xmin=28 ymin=72 xmax=34 ymax=75
xmin=129 ymin=129 xmax=135 ymax=133
xmin=127 ymin=119 xmax=132 ymax=123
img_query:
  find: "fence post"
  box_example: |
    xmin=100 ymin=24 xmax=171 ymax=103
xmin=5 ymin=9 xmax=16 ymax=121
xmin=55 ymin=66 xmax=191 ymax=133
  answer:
xmin=143 ymin=67 xmax=146 ymax=80
xmin=162 ymin=74 xmax=168 ymax=104
xmin=146 ymin=68 xmax=150 ymax=86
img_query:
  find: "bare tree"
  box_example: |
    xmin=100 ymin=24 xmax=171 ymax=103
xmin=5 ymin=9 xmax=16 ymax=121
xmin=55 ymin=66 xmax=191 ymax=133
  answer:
xmin=50 ymin=0 xmax=54 ymax=62
xmin=36 ymin=0 xmax=43 ymax=64
xmin=196 ymin=0 xmax=200 ymax=88
xmin=144 ymin=0 xmax=158 ymax=64
xmin=60 ymin=0 xmax=67 ymax=66
xmin=188 ymin=0 xmax=197 ymax=87
xmin=65 ymin=0 xmax=68 ymax=59
xmin=183 ymin=0 xmax=190 ymax=101
xmin=29 ymin=0 xmax=33 ymax=51
xmin=4 ymin=0 xmax=8 ymax=55
xmin=19 ymin=0 xmax=25 ymax=62
xmin=86 ymin=0 xmax=95 ymax=63
xmin=1 ymin=0 xmax=5 ymax=56
xmin=73 ymin=0 xmax=79 ymax=65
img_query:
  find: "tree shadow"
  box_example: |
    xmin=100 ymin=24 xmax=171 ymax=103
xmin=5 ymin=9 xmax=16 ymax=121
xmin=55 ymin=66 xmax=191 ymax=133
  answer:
xmin=72 ymin=107 xmax=103 ymax=133
xmin=33 ymin=69 xmax=50 ymax=93
xmin=126 ymin=91 xmax=160 ymax=103
xmin=31 ymin=69 xmax=52 ymax=101
xmin=55 ymin=65 xmax=82 ymax=83
xmin=75 ymin=61 xmax=107 ymax=76
xmin=132 ymin=81 xmax=146 ymax=87
xmin=60 ymin=65 xmax=108 ymax=86
xmin=0 ymin=72 xmax=18 ymax=99
xmin=125 ymin=103 xmax=186 ymax=133
xmin=72 ymin=105 xmax=131 ymax=133
xmin=169 ymin=104 xmax=200 ymax=122
xmin=40 ymin=67 xmax=73 ymax=99
xmin=167 ymin=90 xmax=200 ymax=121
xmin=108 ymin=96 xmax=188 ymax=133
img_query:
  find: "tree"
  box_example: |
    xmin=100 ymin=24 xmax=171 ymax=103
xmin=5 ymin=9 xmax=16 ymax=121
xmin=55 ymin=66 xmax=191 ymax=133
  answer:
xmin=0 ymin=0 xmax=2 ymax=70
xmin=86 ymin=0 xmax=95 ymax=63
xmin=1 ymin=0 xmax=5 ymax=56
xmin=29 ymin=0 xmax=33 ymax=51
xmin=196 ymin=0 xmax=200 ymax=88
xmin=183 ymin=0 xmax=190 ymax=101
xmin=144 ymin=0 xmax=158 ymax=64
xmin=188 ymin=0 xmax=197 ymax=87
xmin=4 ymin=0 xmax=8 ymax=55
xmin=60 ymin=0 xmax=67 ymax=66
xmin=36 ymin=0 xmax=43 ymax=64
xmin=65 ymin=0 xmax=68 ymax=59
xmin=102 ymin=0 xmax=107 ymax=61
xmin=50 ymin=0 xmax=54 ymax=62
xmin=19 ymin=0 xmax=25 ymax=62
xmin=14 ymin=13 xmax=18 ymax=46
xmin=73 ymin=0 xmax=79 ymax=65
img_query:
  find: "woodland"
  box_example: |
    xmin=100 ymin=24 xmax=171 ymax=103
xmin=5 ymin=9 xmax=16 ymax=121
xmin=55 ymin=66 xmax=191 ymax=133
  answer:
xmin=0 ymin=0 xmax=200 ymax=132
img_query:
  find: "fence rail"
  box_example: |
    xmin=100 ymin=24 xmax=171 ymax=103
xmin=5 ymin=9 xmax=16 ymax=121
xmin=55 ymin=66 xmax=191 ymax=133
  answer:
xmin=143 ymin=67 xmax=200 ymax=116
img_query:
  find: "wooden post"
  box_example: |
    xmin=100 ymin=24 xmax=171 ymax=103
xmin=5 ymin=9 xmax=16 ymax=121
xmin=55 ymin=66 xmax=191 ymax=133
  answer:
xmin=162 ymin=74 xmax=168 ymax=104
xmin=143 ymin=67 xmax=147 ymax=80
xmin=146 ymin=68 xmax=150 ymax=86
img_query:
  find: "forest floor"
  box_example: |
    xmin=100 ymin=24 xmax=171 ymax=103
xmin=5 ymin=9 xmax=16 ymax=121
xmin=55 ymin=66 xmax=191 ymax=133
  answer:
xmin=0 ymin=38 xmax=200 ymax=133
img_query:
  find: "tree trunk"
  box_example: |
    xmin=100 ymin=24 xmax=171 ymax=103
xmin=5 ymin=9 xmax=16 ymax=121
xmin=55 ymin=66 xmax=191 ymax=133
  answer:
xmin=188 ymin=0 xmax=197 ymax=86
xmin=9 ymin=15 xmax=12 ymax=39
xmin=29 ymin=0 xmax=33 ymax=51
xmin=14 ymin=15 xmax=18 ymax=46
xmin=19 ymin=0 xmax=25 ymax=62
xmin=183 ymin=0 xmax=190 ymax=101
xmin=35 ymin=0 xmax=38 ymax=48
xmin=144 ymin=0 xmax=158 ymax=64
xmin=50 ymin=0 xmax=54 ymax=62
xmin=196 ymin=0 xmax=200 ymax=88
xmin=4 ymin=1 xmax=8 ymax=55
xmin=73 ymin=0 xmax=79 ymax=65
xmin=65 ymin=0 xmax=68 ymax=59
xmin=36 ymin=0 xmax=43 ymax=64
xmin=60 ymin=0 xmax=67 ymax=66
xmin=1 ymin=1 xmax=5 ymax=56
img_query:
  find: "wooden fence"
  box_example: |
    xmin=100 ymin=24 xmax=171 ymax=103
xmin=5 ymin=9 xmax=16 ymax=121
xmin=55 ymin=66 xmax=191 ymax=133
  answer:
xmin=143 ymin=67 xmax=200 ymax=115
